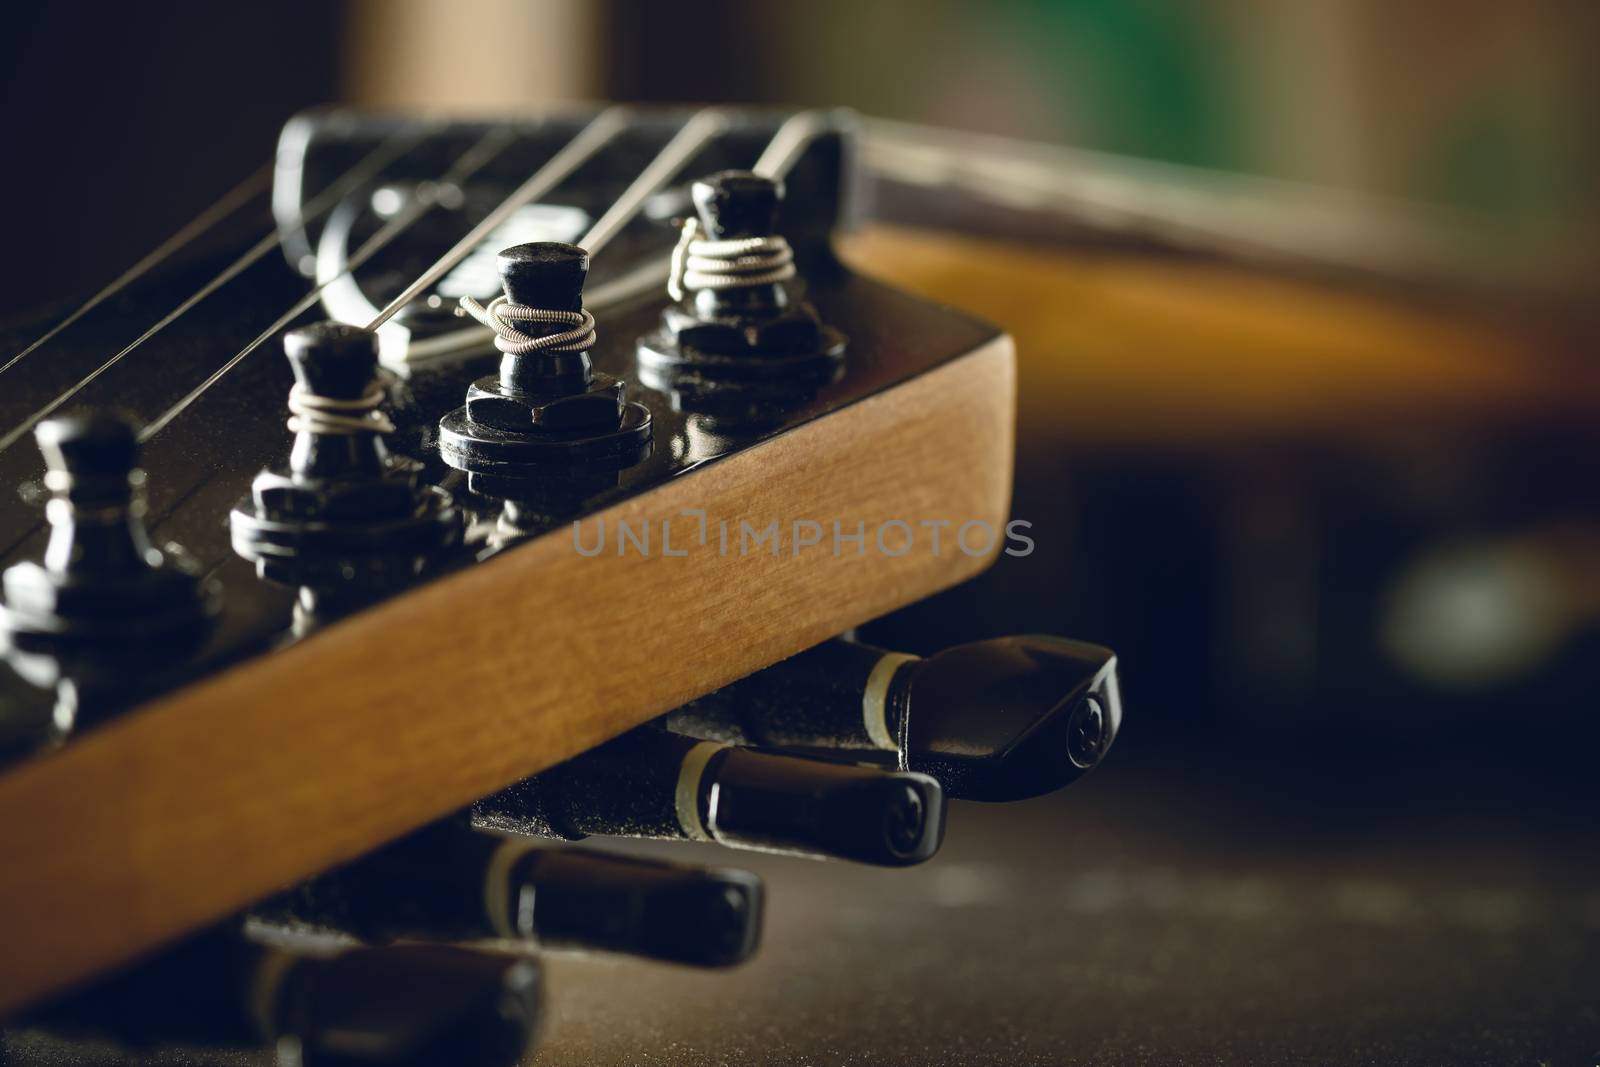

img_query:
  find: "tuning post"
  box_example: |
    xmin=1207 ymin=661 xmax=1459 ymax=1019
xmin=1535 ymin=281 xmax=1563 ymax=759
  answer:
xmin=0 ymin=413 xmax=221 ymax=736
xmin=636 ymin=170 xmax=846 ymax=409
xmin=439 ymin=242 xmax=652 ymax=479
xmin=229 ymin=322 xmax=461 ymax=596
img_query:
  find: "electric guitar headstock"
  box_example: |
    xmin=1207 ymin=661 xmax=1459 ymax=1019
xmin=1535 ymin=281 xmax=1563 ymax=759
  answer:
xmin=0 ymin=107 xmax=1023 ymax=1017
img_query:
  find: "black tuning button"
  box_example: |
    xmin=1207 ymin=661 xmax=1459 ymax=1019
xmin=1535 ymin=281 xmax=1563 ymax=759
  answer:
xmin=24 ymin=925 xmax=543 ymax=1067
xmin=229 ymin=322 xmax=460 ymax=601
xmin=636 ymin=170 xmax=845 ymax=414
xmin=0 ymin=414 xmax=220 ymax=702
xmin=667 ymin=635 xmax=1124 ymax=802
xmin=683 ymin=172 xmax=788 ymax=320
xmin=473 ymin=726 xmax=945 ymax=867
xmin=260 ymin=821 xmax=763 ymax=968
xmin=438 ymin=241 xmax=652 ymax=481
xmin=502 ymin=240 xmax=587 ymax=311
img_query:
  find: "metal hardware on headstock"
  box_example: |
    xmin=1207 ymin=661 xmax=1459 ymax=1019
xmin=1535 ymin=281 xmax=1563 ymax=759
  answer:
xmin=0 ymin=105 xmax=1023 ymax=1036
xmin=21 ymin=924 xmax=543 ymax=1067
xmin=229 ymin=322 xmax=461 ymax=619
xmin=277 ymin=109 xmax=852 ymax=372
xmin=0 ymin=102 xmax=988 ymax=751
xmin=257 ymin=821 xmax=764 ymax=969
xmin=638 ymin=170 xmax=847 ymax=422
xmin=438 ymin=241 xmax=653 ymax=484
xmin=0 ymin=414 xmax=221 ymax=747
xmin=668 ymin=634 xmax=1123 ymax=802
xmin=473 ymin=725 xmax=946 ymax=868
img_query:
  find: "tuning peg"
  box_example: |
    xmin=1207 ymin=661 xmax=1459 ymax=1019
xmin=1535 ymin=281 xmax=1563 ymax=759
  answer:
xmin=229 ymin=323 xmax=460 ymax=596
xmin=260 ymin=821 xmax=762 ymax=968
xmin=24 ymin=925 xmax=543 ymax=1067
xmin=0 ymin=412 xmax=220 ymax=656
xmin=283 ymin=321 xmax=392 ymax=480
xmin=693 ymin=170 xmax=783 ymax=240
xmin=439 ymin=242 xmax=652 ymax=477
xmin=34 ymin=413 xmax=140 ymax=503
xmin=499 ymin=240 xmax=587 ymax=312
xmin=637 ymin=171 xmax=845 ymax=405
xmin=667 ymin=634 xmax=1123 ymax=802
xmin=473 ymin=726 xmax=945 ymax=867
xmin=679 ymin=171 xmax=793 ymax=323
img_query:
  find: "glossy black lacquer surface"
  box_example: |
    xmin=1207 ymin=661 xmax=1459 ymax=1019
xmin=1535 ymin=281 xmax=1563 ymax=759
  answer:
xmin=0 ymin=108 xmax=999 ymax=758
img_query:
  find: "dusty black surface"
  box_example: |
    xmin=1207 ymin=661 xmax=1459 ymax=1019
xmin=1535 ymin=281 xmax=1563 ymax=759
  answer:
xmin=521 ymin=759 xmax=1598 ymax=1067
xmin=10 ymin=744 xmax=1595 ymax=1066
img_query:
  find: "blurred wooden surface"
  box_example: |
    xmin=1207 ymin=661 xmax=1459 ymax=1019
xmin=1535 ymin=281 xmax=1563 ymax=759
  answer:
xmin=840 ymin=225 xmax=1597 ymax=448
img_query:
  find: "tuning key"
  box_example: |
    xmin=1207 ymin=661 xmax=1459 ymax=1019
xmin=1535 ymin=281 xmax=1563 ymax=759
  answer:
xmin=23 ymin=925 xmax=543 ymax=1067
xmin=473 ymin=726 xmax=945 ymax=867
xmin=667 ymin=634 xmax=1123 ymax=802
xmin=260 ymin=821 xmax=763 ymax=968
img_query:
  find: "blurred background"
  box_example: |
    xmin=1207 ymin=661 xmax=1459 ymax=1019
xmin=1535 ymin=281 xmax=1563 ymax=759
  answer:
xmin=2 ymin=2 xmax=1597 ymax=1061
xmin=3 ymin=0 xmax=1596 ymax=316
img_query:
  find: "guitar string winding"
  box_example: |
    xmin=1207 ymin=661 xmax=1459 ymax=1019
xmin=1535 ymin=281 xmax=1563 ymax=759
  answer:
xmin=456 ymin=295 xmax=597 ymax=355
xmin=117 ymin=110 xmax=821 ymax=446
xmin=666 ymin=217 xmax=795 ymax=302
xmin=286 ymin=383 xmax=395 ymax=436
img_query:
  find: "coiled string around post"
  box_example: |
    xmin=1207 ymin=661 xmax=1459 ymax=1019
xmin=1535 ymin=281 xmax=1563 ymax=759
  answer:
xmin=666 ymin=218 xmax=796 ymax=302
xmin=286 ymin=383 xmax=395 ymax=436
xmin=456 ymin=295 xmax=597 ymax=356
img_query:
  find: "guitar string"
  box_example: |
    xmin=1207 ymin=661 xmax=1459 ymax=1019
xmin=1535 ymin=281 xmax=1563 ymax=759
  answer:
xmin=661 ymin=110 xmax=831 ymax=302
xmin=147 ymin=111 xmax=636 ymax=442
xmin=147 ymin=107 xmax=747 ymax=431
xmin=751 ymin=109 xmax=839 ymax=180
xmin=302 ymin=112 xmax=635 ymax=344
xmin=581 ymin=107 xmax=833 ymax=256
xmin=0 ymin=124 xmax=430 ymax=457
xmin=95 ymin=108 xmax=830 ymax=443
xmin=366 ymin=107 xmax=632 ymax=331
xmin=457 ymin=109 xmax=728 ymax=362
xmin=137 ymin=128 xmax=518 ymax=443
xmin=0 ymin=167 xmax=272 ymax=380
xmin=578 ymin=109 xmax=728 ymax=254
xmin=403 ymin=108 xmax=830 ymax=363
xmin=375 ymin=107 xmax=728 ymax=366
xmin=1 ymin=110 xmax=832 ymax=566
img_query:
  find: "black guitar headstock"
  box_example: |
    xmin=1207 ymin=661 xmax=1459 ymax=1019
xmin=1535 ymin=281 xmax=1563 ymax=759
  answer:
xmin=0 ymin=106 xmax=1025 ymax=1019
xmin=0 ymin=106 xmax=995 ymax=753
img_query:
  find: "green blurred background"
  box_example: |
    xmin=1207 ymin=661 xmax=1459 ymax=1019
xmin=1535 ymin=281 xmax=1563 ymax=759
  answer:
xmin=4 ymin=0 xmax=1596 ymax=318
